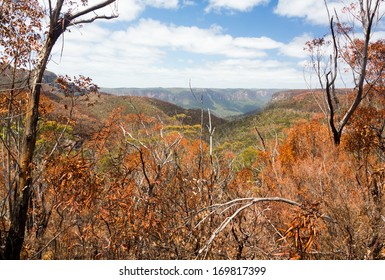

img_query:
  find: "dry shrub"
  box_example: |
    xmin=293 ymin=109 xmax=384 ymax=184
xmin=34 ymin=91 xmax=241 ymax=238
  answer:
xmin=256 ymin=118 xmax=384 ymax=259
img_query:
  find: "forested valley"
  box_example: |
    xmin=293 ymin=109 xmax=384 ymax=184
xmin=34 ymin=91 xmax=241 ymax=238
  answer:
xmin=0 ymin=0 xmax=384 ymax=260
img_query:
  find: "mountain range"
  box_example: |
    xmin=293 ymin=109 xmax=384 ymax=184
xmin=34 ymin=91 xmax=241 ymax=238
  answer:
xmin=1 ymin=67 xmax=282 ymax=119
xmin=101 ymin=87 xmax=280 ymax=119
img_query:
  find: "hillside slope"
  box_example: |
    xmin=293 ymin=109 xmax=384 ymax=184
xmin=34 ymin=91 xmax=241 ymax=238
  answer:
xmin=101 ymin=87 xmax=278 ymax=118
xmin=214 ymin=89 xmax=327 ymax=153
xmin=42 ymin=86 xmax=227 ymax=139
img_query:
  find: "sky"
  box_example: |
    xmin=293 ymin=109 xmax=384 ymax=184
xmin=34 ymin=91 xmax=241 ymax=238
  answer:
xmin=44 ymin=0 xmax=385 ymax=89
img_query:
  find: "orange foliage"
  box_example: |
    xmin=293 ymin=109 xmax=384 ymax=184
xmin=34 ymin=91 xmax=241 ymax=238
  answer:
xmin=278 ymin=119 xmax=330 ymax=168
xmin=2 ymin=86 xmax=383 ymax=260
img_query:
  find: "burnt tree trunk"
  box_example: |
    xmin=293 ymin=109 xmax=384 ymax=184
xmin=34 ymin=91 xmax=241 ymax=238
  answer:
xmin=4 ymin=0 xmax=117 ymax=259
xmin=4 ymin=20 xmax=64 ymax=260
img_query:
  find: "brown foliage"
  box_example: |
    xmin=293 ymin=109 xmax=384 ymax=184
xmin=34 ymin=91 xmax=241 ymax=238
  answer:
xmin=2 ymin=93 xmax=382 ymax=260
xmin=1 ymin=0 xmax=384 ymax=261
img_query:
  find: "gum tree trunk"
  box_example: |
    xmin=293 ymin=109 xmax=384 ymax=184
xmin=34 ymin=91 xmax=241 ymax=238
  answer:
xmin=4 ymin=0 xmax=117 ymax=259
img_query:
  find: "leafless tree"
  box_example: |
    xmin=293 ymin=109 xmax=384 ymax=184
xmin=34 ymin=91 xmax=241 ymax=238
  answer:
xmin=307 ymin=0 xmax=384 ymax=145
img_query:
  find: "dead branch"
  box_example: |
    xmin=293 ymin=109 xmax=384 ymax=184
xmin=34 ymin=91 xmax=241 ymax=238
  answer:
xmin=196 ymin=196 xmax=335 ymax=257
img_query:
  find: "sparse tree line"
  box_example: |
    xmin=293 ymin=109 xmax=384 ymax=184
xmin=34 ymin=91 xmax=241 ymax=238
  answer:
xmin=0 ymin=0 xmax=384 ymax=259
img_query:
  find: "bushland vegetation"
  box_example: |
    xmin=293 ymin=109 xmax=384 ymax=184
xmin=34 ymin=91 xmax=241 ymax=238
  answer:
xmin=0 ymin=0 xmax=384 ymax=259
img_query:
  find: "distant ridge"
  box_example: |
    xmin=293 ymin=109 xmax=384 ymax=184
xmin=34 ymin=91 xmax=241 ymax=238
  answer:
xmin=101 ymin=87 xmax=281 ymax=119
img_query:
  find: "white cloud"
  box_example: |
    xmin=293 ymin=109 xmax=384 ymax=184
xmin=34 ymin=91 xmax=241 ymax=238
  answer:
xmin=182 ymin=0 xmax=196 ymax=7
xmin=40 ymin=0 xmax=180 ymax=22
xmin=372 ymin=31 xmax=385 ymax=41
xmin=40 ymin=0 xmax=380 ymax=90
xmin=145 ymin=0 xmax=179 ymax=9
xmin=110 ymin=0 xmax=143 ymax=22
xmin=234 ymin=37 xmax=283 ymax=50
xmin=120 ymin=19 xmax=282 ymax=58
xmin=279 ymin=33 xmax=314 ymax=58
xmin=47 ymin=19 xmax=306 ymax=88
xmin=37 ymin=0 xmax=140 ymax=22
xmin=275 ymin=0 xmax=385 ymax=29
xmin=184 ymin=59 xmax=303 ymax=88
xmin=109 ymin=0 xmax=179 ymax=21
xmin=274 ymin=0 xmax=350 ymax=25
xmin=205 ymin=0 xmax=269 ymax=13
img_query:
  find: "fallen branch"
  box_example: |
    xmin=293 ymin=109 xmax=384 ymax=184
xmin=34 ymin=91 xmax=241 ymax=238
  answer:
xmin=196 ymin=197 xmax=334 ymax=257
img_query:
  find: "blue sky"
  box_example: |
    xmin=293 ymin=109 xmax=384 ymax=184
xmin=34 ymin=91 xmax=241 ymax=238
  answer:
xmin=46 ymin=0 xmax=385 ymax=89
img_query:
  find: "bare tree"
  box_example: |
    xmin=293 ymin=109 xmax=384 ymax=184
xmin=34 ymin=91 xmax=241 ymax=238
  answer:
xmin=307 ymin=0 xmax=384 ymax=145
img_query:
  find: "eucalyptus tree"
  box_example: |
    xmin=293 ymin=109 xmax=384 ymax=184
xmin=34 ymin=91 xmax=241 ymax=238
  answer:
xmin=0 ymin=0 xmax=118 ymax=259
